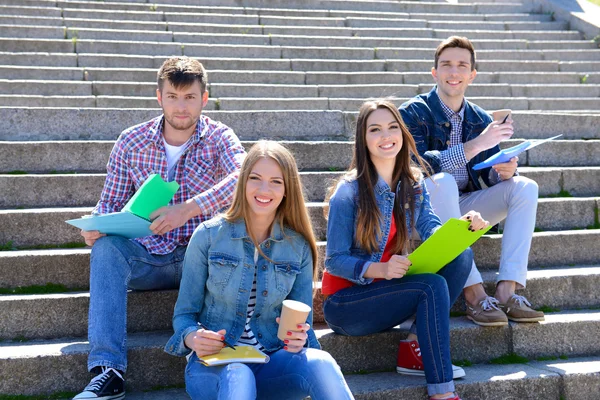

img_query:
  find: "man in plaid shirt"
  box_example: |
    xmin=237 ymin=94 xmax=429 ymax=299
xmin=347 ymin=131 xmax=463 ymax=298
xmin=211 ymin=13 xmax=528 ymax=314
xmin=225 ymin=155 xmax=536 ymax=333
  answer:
xmin=74 ymin=57 xmax=245 ymax=400
xmin=400 ymin=37 xmax=542 ymax=350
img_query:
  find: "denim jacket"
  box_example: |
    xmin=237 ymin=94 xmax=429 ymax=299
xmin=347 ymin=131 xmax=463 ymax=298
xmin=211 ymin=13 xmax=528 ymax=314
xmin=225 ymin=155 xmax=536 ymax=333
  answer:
xmin=165 ymin=216 xmax=320 ymax=357
xmin=399 ymin=87 xmax=499 ymax=192
xmin=325 ymin=175 xmax=441 ymax=285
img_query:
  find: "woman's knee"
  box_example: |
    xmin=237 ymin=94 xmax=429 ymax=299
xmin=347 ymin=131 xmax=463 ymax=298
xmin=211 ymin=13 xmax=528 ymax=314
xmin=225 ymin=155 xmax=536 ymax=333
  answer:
xmin=418 ymin=274 xmax=449 ymax=299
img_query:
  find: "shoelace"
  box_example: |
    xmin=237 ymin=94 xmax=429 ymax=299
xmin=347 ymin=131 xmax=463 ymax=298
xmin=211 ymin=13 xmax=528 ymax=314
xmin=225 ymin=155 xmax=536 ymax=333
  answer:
xmin=480 ymin=296 xmax=501 ymax=311
xmin=415 ymin=347 xmax=421 ymax=357
xmin=84 ymin=367 xmax=123 ymax=391
xmin=511 ymin=294 xmax=532 ymax=307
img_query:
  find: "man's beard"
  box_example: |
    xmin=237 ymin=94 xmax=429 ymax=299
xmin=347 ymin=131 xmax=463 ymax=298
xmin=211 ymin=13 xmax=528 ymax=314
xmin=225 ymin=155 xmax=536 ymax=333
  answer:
xmin=164 ymin=113 xmax=198 ymax=132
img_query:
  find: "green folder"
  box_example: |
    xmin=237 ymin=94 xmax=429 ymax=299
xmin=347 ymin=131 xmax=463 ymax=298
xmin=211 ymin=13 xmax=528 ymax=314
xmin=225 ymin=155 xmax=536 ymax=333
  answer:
xmin=121 ymin=174 xmax=180 ymax=220
xmin=406 ymin=218 xmax=491 ymax=276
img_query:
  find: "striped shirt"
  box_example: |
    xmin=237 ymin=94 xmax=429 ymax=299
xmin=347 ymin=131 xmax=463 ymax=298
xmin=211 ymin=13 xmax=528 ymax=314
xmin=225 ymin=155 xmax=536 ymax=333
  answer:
xmin=236 ymin=249 xmax=265 ymax=351
xmin=92 ymin=114 xmax=245 ymax=255
xmin=437 ymin=90 xmax=470 ymax=191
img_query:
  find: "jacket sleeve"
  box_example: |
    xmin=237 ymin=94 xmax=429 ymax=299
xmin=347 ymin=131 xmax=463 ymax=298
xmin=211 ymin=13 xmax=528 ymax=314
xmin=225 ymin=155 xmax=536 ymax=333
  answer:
xmin=164 ymin=223 xmax=210 ymax=357
xmin=414 ymin=179 xmax=442 ymax=242
xmin=400 ymin=104 xmax=442 ymax=174
xmin=324 ymin=182 xmax=374 ymax=285
xmin=285 ymin=240 xmax=321 ymax=349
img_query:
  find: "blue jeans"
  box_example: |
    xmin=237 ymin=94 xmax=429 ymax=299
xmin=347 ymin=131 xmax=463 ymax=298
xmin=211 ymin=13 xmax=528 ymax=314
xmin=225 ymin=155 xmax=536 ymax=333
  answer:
xmin=323 ymin=249 xmax=472 ymax=396
xmin=87 ymin=236 xmax=185 ymax=372
xmin=185 ymin=348 xmax=354 ymax=400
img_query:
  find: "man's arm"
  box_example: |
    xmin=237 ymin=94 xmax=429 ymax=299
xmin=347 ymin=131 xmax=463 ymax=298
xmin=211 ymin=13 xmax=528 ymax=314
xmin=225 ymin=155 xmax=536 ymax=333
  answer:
xmin=191 ymin=126 xmax=245 ymax=216
xmin=93 ymin=137 xmax=134 ymax=215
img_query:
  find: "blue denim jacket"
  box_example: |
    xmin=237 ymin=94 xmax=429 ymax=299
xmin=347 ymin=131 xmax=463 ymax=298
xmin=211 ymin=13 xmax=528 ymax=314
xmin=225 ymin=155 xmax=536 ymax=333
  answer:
xmin=164 ymin=216 xmax=320 ymax=357
xmin=399 ymin=87 xmax=499 ymax=191
xmin=325 ymin=175 xmax=441 ymax=284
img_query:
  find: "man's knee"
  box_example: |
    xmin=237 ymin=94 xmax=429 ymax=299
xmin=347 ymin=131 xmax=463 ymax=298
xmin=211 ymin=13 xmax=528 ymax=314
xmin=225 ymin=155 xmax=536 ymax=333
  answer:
xmin=426 ymin=172 xmax=459 ymax=201
xmin=90 ymin=236 xmax=131 ymax=270
xmin=508 ymin=176 xmax=539 ymax=202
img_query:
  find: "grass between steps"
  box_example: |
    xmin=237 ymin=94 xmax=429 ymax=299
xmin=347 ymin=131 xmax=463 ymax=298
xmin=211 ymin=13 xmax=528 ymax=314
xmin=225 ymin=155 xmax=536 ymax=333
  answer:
xmin=0 ymin=393 xmax=76 ymax=400
xmin=0 ymin=283 xmax=85 ymax=295
xmin=0 ymin=241 xmax=87 ymax=252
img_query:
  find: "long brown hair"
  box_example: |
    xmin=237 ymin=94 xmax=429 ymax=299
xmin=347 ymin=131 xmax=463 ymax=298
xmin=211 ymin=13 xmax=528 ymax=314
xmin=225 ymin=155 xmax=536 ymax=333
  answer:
xmin=224 ymin=140 xmax=318 ymax=282
xmin=327 ymin=99 xmax=431 ymax=254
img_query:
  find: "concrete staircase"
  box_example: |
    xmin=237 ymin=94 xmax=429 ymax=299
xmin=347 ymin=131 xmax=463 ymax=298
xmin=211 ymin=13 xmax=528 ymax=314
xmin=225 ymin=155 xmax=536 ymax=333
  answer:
xmin=1 ymin=0 xmax=600 ymax=398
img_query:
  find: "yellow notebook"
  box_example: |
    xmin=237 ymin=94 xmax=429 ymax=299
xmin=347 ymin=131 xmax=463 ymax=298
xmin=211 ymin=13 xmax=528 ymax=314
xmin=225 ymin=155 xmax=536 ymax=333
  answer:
xmin=197 ymin=345 xmax=270 ymax=367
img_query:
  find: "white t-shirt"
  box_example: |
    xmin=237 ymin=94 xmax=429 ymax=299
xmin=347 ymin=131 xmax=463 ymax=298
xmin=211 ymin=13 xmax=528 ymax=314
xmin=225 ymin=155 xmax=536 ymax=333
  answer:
xmin=163 ymin=137 xmax=189 ymax=181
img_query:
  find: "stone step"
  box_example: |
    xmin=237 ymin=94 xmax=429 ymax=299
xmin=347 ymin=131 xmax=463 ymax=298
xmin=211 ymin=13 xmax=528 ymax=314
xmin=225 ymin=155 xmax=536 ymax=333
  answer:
xmin=0 ymin=207 xmax=599 ymax=269
xmin=105 ymin=355 xmax=600 ymax=400
xmin=1 ymin=310 xmax=598 ymax=395
xmin=0 ymin=109 xmax=597 ymax=141
xmin=10 ymin=0 xmax=540 ymax=16
xmin=2 ymin=80 xmax=600 ymax=100
xmin=3 ymin=94 xmax=600 ymax=112
xmin=0 ymin=109 xmax=350 ymax=141
xmin=1 ymin=140 xmax=599 ymax=175
xmin=1 ymin=192 xmax=599 ymax=248
xmin=1 ymin=49 xmax=597 ymax=71
xmin=2 ymin=66 xmax=598 ymax=86
xmin=1 ymin=165 xmax=599 ymax=206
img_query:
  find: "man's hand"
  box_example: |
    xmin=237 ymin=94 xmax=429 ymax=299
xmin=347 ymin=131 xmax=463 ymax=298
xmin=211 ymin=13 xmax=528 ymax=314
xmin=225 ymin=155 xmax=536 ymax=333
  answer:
xmin=149 ymin=201 xmax=199 ymax=235
xmin=80 ymin=230 xmax=105 ymax=246
xmin=464 ymin=118 xmax=514 ymax=160
xmin=493 ymin=156 xmax=518 ymax=181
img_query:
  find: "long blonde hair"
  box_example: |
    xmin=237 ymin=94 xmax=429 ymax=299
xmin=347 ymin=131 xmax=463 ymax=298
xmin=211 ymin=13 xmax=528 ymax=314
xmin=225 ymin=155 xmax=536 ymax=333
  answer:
xmin=223 ymin=140 xmax=318 ymax=281
xmin=327 ymin=99 xmax=431 ymax=254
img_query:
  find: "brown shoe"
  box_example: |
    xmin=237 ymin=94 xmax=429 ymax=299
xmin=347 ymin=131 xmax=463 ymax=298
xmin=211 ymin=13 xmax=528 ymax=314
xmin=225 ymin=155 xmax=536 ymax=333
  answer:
xmin=499 ymin=294 xmax=545 ymax=322
xmin=466 ymin=296 xmax=509 ymax=327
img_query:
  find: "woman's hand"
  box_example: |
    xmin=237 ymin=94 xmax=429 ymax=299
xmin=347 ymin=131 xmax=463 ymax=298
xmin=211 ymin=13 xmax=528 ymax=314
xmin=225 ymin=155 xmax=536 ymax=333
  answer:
xmin=276 ymin=317 xmax=308 ymax=353
xmin=184 ymin=327 xmax=226 ymax=357
xmin=364 ymin=255 xmax=412 ymax=280
xmin=382 ymin=255 xmax=411 ymax=280
xmin=460 ymin=210 xmax=489 ymax=231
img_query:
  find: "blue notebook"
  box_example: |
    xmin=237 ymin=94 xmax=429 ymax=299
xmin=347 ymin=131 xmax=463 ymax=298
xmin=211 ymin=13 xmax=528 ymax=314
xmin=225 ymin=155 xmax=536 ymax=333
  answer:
xmin=473 ymin=135 xmax=562 ymax=171
xmin=66 ymin=174 xmax=179 ymax=239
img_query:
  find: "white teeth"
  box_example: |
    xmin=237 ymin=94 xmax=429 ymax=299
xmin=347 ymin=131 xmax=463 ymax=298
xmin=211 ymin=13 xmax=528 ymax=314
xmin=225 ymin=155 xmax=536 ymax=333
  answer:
xmin=380 ymin=143 xmax=394 ymax=149
xmin=256 ymin=197 xmax=271 ymax=203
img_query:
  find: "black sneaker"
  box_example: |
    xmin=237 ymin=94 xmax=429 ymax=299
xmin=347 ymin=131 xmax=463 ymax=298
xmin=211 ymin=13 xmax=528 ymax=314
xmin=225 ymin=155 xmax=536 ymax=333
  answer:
xmin=73 ymin=367 xmax=125 ymax=399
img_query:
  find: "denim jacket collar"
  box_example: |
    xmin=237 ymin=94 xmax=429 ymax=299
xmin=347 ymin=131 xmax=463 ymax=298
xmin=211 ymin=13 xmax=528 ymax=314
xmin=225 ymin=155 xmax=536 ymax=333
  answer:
xmin=426 ymin=86 xmax=487 ymax=134
xmin=229 ymin=218 xmax=285 ymax=242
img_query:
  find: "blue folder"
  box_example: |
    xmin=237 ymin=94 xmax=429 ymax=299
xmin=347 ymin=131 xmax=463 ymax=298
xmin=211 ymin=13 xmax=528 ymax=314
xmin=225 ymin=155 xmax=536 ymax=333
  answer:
xmin=66 ymin=212 xmax=153 ymax=239
xmin=473 ymin=135 xmax=562 ymax=171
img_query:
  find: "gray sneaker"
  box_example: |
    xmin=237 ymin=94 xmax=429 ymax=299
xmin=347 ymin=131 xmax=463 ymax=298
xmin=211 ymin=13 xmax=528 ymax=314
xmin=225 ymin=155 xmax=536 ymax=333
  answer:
xmin=499 ymin=294 xmax=545 ymax=322
xmin=466 ymin=296 xmax=509 ymax=327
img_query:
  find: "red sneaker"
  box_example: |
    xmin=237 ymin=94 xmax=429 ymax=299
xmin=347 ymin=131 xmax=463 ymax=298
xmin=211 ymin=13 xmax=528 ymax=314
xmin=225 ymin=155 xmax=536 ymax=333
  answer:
xmin=396 ymin=340 xmax=465 ymax=379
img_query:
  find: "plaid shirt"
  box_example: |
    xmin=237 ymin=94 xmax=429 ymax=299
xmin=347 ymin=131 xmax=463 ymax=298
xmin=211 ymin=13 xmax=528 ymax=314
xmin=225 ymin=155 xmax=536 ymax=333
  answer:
xmin=437 ymin=92 xmax=470 ymax=191
xmin=93 ymin=114 xmax=246 ymax=255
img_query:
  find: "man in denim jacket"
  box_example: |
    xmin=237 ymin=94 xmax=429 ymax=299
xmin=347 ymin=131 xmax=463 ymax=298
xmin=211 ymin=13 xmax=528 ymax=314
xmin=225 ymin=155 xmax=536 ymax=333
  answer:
xmin=400 ymin=36 xmax=544 ymax=327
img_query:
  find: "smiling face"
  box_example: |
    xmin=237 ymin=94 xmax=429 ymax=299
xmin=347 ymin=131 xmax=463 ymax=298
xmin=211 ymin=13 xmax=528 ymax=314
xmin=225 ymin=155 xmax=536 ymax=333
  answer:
xmin=432 ymin=47 xmax=477 ymax=109
xmin=365 ymin=107 xmax=404 ymax=167
xmin=245 ymin=157 xmax=286 ymax=223
xmin=157 ymin=79 xmax=208 ymax=135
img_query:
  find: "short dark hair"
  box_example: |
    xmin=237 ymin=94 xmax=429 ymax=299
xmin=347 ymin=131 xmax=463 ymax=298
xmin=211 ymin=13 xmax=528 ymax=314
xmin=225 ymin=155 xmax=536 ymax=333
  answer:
xmin=434 ymin=36 xmax=476 ymax=71
xmin=157 ymin=57 xmax=208 ymax=92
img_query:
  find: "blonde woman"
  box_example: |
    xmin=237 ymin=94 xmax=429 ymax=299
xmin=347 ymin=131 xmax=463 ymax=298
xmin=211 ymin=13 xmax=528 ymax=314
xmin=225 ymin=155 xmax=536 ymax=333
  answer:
xmin=165 ymin=141 xmax=354 ymax=400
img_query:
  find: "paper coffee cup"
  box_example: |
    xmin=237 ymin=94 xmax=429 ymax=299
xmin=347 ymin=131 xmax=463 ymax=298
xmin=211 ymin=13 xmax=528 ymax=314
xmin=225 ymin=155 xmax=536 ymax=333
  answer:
xmin=277 ymin=300 xmax=311 ymax=341
xmin=492 ymin=109 xmax=511 ymax=122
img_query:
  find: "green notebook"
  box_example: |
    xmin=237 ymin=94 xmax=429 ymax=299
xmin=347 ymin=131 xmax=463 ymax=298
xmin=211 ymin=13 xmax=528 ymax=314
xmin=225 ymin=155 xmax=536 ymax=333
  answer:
xmin=406 ymin=218 xmax=491 ymax=276
xmin=121 ymin=174 xmax=180 ymax=220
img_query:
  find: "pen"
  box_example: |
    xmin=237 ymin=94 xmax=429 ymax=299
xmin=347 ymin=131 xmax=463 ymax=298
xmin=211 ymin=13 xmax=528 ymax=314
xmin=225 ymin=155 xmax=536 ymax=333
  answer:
xmin=500 ymin=113 xmax=510 ymax=124
xmin=197 ymin=322 xmax=237 ymax=351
